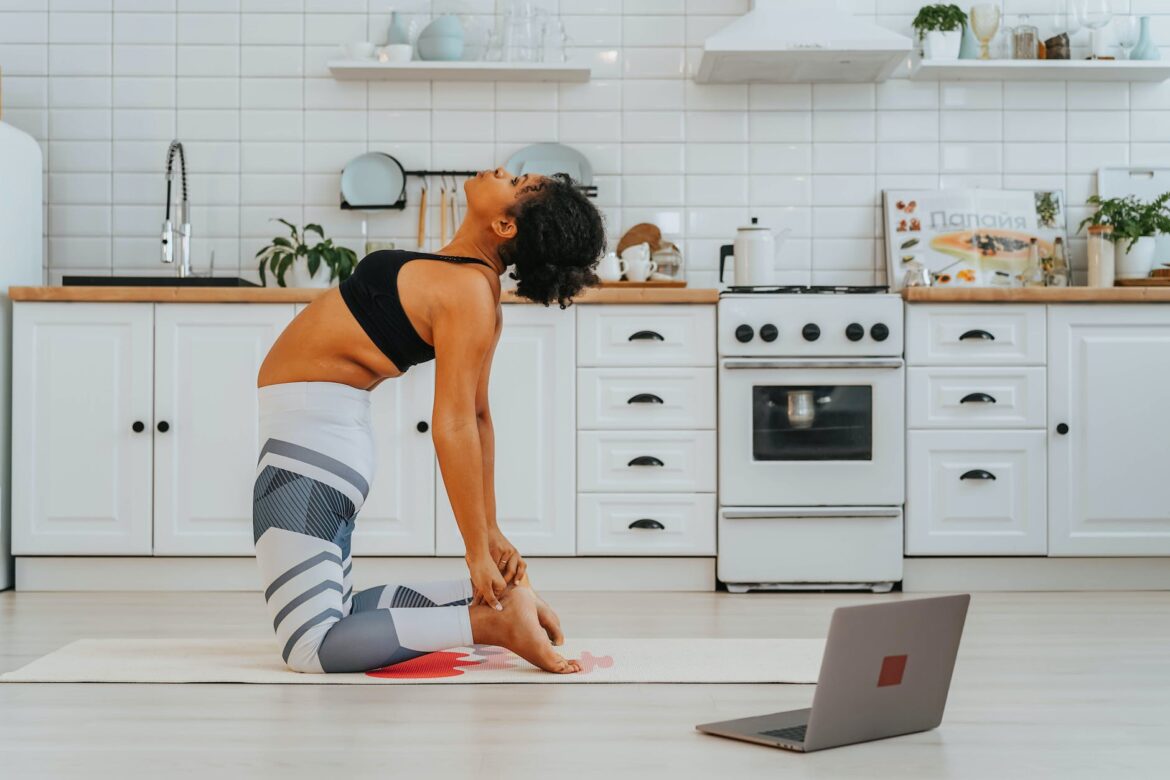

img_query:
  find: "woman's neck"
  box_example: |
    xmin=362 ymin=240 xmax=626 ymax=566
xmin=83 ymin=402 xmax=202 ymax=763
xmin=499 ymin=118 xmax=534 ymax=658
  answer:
xmin=438 ymin=228 xmax=505 ymax=275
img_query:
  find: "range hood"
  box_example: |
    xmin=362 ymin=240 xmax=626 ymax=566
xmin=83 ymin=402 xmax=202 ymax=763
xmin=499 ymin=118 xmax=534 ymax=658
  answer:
xmin=696 ymin=0 xmax=913 ymax=84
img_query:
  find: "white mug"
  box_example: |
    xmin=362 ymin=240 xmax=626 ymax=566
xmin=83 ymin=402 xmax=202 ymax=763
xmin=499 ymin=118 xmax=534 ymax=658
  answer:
xmin=625 ymin=256 xmax=658 ymax=282
xmin=620 ymin=242 xmax=651 ymax=265
xmin=345 ymin=41 xmax=376 ymax=60
xmin=380 ymin=43 xmax=413 ymax=62
xmin=596 ymin=251 xmax=626 ymax=282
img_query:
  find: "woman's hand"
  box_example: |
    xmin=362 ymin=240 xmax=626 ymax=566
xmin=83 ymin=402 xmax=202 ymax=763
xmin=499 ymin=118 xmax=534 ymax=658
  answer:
xmin=466 ymin=550 xmax=508 ymax=610
xmin=487 ymin=527 xmax=527 ymax=585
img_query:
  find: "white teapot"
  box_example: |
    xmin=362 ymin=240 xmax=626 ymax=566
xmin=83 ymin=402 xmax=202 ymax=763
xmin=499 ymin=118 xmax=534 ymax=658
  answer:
xmin=719 ymin=217 xmax=789 ymax=287
xmin=596 ymin=251 xmax=625 ymax=282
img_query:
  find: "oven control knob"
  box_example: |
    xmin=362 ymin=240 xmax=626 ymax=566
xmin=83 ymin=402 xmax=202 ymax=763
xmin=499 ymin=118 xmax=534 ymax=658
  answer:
xmin=845 ymin=323 xmax=865 ymax=342
xmin=871 ymin=323 xmax=890 ymax=342
xmin=801 ymin=323 xmax=820 ymax=342
xmin=760 ymin=324 xmax=779 ymax=342
xmin=734 ymin=324 xmax=754 ymax=343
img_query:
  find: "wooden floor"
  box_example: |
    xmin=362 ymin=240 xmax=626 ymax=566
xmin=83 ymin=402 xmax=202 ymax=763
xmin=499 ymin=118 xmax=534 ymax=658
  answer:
xmin=2 ymin=589 xmax=1169 ymax=779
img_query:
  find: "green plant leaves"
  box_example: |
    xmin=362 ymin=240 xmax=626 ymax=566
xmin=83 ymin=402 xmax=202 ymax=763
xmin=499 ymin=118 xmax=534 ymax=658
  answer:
xmin=254 ymin=219 xmax=361 ymax=286
xmin=912 ymin=4 xmax=967 ymax=37
xmin=1079 ymin=193 xmax=1170 ymax=250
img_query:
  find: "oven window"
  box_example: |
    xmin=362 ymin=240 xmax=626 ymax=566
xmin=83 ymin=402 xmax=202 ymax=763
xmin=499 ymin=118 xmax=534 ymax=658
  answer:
xmin=751 ymin=385 xmax=873 ymax=461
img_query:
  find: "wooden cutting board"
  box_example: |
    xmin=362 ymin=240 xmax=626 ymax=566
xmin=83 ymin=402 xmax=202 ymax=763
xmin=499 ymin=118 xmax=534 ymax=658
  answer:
xmin=598 ymin=280 xmax=686 ymax=288
xmin=1115 ymin=278 xmax=1170 ymax=286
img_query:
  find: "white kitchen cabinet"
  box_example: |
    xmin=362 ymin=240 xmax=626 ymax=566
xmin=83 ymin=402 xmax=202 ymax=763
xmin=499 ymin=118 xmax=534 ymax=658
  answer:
xmin=1048 ymin=306 xmax=1170 ymax=556
xmin=359 ymin=363 xmax=438 ymax=555
xmin=12 ymin=303 xmax=154 ymax=555
xmin=907 ymin=304 xmax=1046 ymax=365
xmin=153 ymin=304 xmax=294 ymax=555
xmin=436 ymin=306 xmax=576 ymax=556
xmin=906 ymin=430 xmax=1047 ymax=555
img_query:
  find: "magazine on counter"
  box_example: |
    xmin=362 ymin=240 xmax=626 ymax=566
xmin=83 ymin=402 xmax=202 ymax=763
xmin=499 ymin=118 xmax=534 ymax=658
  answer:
xmin=882 ymin=189 xmax=1067 ymax=290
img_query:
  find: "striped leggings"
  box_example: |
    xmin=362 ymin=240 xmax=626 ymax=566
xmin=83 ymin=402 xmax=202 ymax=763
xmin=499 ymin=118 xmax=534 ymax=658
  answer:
xmin=254 ymin=381 xmax=474 ymax=674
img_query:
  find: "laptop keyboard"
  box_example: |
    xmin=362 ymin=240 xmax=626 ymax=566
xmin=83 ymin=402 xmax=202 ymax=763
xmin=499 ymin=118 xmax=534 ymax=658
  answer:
xmin=759 ymin=725 xmax=807 ymax=743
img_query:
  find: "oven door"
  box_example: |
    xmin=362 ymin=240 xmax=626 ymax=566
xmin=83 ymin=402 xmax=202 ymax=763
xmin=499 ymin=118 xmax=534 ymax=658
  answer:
xmin=718 ymin=358 xmax=905 ymax=506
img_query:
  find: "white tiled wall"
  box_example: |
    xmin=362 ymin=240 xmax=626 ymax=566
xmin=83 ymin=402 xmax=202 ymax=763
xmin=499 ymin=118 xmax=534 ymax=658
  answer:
xmin=3 ymin=0 xmax=1170 ymax=287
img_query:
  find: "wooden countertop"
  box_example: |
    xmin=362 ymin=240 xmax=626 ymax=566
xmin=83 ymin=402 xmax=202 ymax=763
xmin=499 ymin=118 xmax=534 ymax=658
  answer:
xmin=8 ymin=286 xmax=719 ymax=305
xmin=902 ymin=287 xmax=1170 ymax=303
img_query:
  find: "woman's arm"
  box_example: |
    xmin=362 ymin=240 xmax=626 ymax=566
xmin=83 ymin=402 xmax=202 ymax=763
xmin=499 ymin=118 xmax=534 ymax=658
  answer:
xmin=474 ymin=307 xmax=528 ymax=586
xmin=431 ymin=276 xmax=506 ymax=609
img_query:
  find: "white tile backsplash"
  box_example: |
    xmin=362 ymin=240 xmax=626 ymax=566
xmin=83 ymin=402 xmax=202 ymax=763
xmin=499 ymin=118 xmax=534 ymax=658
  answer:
xmin=6 ymin=1 xmax=1170 ymax=280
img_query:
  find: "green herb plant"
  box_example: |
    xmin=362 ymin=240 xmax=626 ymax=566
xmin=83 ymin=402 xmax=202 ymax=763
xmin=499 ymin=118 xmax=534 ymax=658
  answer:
xmin=256 ymin=219 xmax=359 ymax=287
xmin=1078 ymin=193 xmax=1170 ymax=250
xmin=911 ymin=4 xmax=968 ymax=38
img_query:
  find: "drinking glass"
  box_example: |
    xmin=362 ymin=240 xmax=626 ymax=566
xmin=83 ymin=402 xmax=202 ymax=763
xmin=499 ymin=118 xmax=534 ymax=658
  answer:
xmin=970 ymin=4 xmax=1002 ymax=60
xmin=1114 ymin=15 xmax=1139 ymax=58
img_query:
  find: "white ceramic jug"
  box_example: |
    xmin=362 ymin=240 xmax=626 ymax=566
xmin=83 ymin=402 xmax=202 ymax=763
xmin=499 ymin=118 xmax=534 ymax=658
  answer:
xmin=719 ymin=217 xmax=788 ymax=287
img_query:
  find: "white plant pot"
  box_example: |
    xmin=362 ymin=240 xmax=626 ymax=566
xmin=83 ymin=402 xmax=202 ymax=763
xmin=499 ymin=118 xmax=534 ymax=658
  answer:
xmin=924 ymin=30 xmax=962 ymax=60
xmin=290 ymin=261 xmax=334 ymax=288
xmin=1116 ymin=235 xmax=1157 ymax=280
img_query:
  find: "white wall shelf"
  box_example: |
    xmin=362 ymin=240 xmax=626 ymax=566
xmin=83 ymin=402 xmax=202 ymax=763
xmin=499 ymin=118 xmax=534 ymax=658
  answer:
xmin=328 ymin=60 xmax=591 ymax=83
xmin=910 ymin=59 xmax=1170 ymax=82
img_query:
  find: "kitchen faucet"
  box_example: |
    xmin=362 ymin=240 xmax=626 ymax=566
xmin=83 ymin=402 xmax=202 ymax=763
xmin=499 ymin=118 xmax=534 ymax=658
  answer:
xmin=161 ymin=140 xmax=191 ymax=277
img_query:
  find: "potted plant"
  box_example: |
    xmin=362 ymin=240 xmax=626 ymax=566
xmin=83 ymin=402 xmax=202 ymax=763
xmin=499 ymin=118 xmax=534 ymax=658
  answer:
xmin=912 ymin=4 xmax=968 ymax=60
xmin=256 ymin=219 xmax=359 ymax=288
xmin=1079 ymin=193 xmax=1170 ymax=279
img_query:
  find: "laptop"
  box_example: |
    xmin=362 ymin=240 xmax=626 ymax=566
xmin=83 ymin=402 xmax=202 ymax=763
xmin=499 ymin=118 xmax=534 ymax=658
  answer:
xmin=696 ymin=594 xmax=970 ymax=753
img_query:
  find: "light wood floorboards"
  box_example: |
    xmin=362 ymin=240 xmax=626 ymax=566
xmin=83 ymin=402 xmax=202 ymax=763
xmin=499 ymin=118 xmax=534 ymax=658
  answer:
xmin=2 ymin=590 xmax=1169 ymax=779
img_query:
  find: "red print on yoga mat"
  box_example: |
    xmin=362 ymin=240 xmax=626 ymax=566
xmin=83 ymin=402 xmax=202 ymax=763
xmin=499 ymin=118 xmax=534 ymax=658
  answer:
xmin=365 ymin=645 xmax=613 ymax=679
xmin=877 ymin=654 xmax=908 ymax=687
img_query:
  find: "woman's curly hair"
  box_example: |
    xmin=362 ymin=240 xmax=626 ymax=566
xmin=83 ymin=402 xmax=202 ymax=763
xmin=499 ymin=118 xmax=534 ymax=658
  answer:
xmin=500 ymin=173 xmax=606 ymax=308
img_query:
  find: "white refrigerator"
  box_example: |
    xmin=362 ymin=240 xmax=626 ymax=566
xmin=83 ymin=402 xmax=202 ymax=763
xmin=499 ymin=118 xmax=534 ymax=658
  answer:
xmin=0 ymin=113 xmax=45 ymax=589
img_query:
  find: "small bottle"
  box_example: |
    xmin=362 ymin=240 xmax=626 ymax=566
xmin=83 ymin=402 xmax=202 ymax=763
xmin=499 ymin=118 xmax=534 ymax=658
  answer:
xmin=1086 ymin=225 xmax=1115 ymax=287
xmin=1021 ymin=238 xmax=1046 ymax=286
xmin=1047 ymin=237 xmax=1069 ymax=287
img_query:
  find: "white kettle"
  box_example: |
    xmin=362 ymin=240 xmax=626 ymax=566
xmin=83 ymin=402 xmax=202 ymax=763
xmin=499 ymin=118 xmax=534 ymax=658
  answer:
xmin=720 ymin=217 xmax=788 ymax=287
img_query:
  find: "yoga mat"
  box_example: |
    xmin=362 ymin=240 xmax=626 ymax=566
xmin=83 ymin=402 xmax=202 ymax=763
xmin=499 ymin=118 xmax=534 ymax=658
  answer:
xmin=0 ymin=637 xmax=824 ymax=685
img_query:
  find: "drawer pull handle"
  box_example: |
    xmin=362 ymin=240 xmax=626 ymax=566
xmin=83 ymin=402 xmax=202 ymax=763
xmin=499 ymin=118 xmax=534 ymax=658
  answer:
xmin=131 ymin=421 xmax=145 ymax=433
xmin=628 ymin=455 xmax=664 ymax=467
xmin=960 ymin=392 xmax=997 ymax=404
xmin=628 ymin=330 xmax=665 ymax=342
xmin=960 ymin=469 xmax=997 ymax=481
xmin=959 ymin=329 xmax=995 ymax=341
xmin=628 ymin=518 xmax=665 ymax=530
xmin=627 ymin=393 xmax=664 ymax=405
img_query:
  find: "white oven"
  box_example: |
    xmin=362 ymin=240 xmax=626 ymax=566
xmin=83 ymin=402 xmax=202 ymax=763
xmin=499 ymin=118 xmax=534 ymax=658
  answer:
xmin=716 ymin=290 xmax=905 ymax=591
xmin=718 ymin=357 xmax=905 ymax=507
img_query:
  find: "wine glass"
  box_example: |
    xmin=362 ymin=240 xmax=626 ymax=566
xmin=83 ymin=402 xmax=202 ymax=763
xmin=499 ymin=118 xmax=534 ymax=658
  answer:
xmin=1072 ymin=0 xmax=1113 ymax=57
xmin=1114 ymin=15 xmax=1139 ymax=59
xmin=970 ymin=4 xmax=1002 ymax=60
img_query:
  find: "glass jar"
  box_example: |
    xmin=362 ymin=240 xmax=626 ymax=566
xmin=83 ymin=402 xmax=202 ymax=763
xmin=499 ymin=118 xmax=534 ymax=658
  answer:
xmin=1013 ymin=17 xmax=1039 ymax=59
xmin=651 ymin=242 xmax=683 ymax=280
xmin=1021 ymin=238 xmax=1046 ymax=286
xmin=1047 ymin=236 xmax=1069 ymax=286
xmin=1086 ymin=224 xmax=1116 ymax=287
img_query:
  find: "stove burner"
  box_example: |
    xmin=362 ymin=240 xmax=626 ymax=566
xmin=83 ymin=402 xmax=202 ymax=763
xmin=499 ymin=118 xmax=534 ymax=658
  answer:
xmin=723 ymin=285 xmax=889 ymax=295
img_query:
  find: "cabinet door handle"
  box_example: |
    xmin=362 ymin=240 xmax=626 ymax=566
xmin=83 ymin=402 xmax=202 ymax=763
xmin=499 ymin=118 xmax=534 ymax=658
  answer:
xmin=960 ymin=392 xmax=997 ymax=404
xmin=131 ymin=421 xmax=145 ymax=433
xmin=960 ymin=469 xmax=996 ymax=481
xmin=416 ymin=421 xmax=429 ymax=433
xmin=959 ymin=329 xmax=995 ymax=341
xmin=627 ymin=393 xmax=664 ymax=405
xmin=628 ymin=518 xmax=665 ymax=530
xmin=628 ymin=330 xmax=665 ymax=342
xmin=627 ymin=455 xmax=664 ymax=467
xmin=1056 ymin=422 xmax=1069 ymax=435
xmin=157 ymin=421 xmax=170 ymax=433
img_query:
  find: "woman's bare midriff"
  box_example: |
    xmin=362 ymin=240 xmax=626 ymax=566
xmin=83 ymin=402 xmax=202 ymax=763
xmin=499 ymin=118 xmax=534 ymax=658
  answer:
xmin=257 ymin=288 xmax=400 ymax=390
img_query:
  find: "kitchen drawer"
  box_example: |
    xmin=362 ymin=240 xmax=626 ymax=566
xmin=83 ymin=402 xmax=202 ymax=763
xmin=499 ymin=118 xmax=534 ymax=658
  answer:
xmin=577 ymin=305 xmax=715 ymax=367
xmin=907 ymin=366 xmax=1046 ymax=429
xmin=906 ymin=430 xmax=1046 ymax=555
xmin=577 ymin=367 xmax=715 ymax=430
xmin=577 ymin=493 xmax=716 ymax=555
xmin=906 ymin=305 xmax=1046 ymax=366
xmin=578 ymin=430 xmax=716 ymax=493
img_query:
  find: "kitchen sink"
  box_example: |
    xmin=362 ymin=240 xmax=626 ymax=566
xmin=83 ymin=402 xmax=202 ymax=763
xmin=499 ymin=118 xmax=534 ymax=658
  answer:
xmin=63 ymin=275 xmax=260 ymax=287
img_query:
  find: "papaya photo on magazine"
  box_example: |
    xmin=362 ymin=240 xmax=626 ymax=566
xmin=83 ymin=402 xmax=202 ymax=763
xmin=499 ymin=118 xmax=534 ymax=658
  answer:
xmin=883 ymin=189 xmax=1067 ymax=290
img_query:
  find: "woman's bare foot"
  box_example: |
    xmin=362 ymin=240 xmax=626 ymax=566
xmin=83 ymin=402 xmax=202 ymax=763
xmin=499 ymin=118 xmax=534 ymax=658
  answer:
xmin=470 ymin=587 xmax=580 ymax=673
xmin=513 ymin=574 xmax=565 ymax=646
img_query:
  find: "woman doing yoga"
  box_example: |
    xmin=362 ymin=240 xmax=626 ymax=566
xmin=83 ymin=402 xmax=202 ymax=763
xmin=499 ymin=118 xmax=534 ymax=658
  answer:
xmin=254 ymin=169 xmax=605 ymax=674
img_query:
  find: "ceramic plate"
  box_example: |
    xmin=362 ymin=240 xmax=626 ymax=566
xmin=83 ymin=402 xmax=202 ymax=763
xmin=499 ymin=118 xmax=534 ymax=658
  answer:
xmin=504 ymin=143 xmax=593 ymax=186
xmin=340 ymin=152 xmax=406 ymax=209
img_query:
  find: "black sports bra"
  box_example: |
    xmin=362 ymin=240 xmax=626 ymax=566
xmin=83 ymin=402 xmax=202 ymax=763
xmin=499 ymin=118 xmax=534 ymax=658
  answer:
xmin=338 ymin=249 xmax=493 ymax=372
